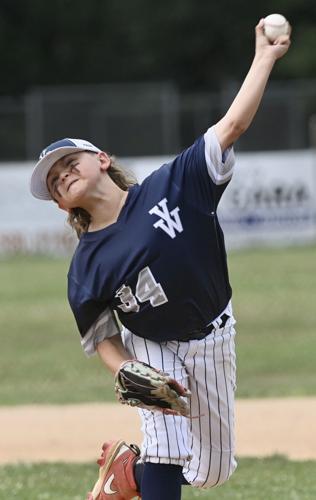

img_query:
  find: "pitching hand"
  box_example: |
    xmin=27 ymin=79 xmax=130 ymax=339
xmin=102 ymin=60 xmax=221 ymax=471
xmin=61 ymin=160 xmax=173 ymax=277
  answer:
xmin=255 ymin=18 xmax=291 ymax=61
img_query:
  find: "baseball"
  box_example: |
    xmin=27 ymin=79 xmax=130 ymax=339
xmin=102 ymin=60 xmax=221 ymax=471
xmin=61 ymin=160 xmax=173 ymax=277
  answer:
xmin=264 ymin=14 xmax=289 ymax=42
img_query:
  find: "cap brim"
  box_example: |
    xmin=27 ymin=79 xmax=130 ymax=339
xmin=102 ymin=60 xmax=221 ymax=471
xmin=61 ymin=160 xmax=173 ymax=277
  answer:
xmin=30 ymin=146 xmax=96 ymax=200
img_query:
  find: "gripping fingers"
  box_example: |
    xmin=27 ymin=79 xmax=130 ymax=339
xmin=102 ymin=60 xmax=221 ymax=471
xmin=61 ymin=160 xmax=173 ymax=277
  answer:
xmin=167 ymin=378 xmax=191 ymax=397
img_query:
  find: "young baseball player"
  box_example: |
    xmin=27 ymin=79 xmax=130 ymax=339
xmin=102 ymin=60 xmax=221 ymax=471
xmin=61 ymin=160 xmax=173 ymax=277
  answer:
xmin=30 ymin=19 xmax=290 ymax=500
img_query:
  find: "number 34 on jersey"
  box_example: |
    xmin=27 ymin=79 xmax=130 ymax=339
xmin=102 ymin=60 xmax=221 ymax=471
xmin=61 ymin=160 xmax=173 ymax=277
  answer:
xmin=115 ymin=266 xmax=168 ymax=313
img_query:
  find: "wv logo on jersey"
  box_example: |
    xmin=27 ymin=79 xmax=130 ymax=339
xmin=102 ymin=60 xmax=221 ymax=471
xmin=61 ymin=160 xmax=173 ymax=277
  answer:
xmin=149 ymin=198 xmax=183 ymax=239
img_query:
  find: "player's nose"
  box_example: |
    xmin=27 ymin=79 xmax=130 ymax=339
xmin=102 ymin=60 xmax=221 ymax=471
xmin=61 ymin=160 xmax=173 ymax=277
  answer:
xmin=60 ymin=170 xmax=70 ymax=182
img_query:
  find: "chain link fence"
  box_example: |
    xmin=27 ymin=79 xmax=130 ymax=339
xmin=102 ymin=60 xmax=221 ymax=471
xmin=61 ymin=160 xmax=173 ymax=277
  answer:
xmin=1 ymin=80 xmax=316 ymax=161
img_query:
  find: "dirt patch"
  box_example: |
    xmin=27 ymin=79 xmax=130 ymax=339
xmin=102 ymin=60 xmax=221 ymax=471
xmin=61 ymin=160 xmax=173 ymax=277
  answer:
xmin=1 ymin=398 xmax=316 ymax=464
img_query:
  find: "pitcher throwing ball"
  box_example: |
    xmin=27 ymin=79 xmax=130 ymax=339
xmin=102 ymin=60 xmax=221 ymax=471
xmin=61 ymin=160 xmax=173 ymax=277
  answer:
xmin=30 ymin=19 xmax=290 ymax=500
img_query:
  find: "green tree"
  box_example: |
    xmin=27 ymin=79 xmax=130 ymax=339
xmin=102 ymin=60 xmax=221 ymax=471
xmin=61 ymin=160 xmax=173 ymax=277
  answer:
xmin=0 ymin=0 xmax=315 ymax=95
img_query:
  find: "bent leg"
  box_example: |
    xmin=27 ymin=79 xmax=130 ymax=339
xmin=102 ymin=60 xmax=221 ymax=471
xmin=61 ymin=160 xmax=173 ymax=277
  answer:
xmin=168 ymin=323 xmax=237 ymax=488
xmin=122 ymin=329 xmax=192 ymax=466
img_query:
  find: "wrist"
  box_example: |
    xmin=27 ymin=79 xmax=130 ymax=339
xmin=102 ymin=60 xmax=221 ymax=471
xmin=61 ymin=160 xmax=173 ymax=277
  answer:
xmin=252 ymin=53 xmax=276 ymax=74
xmin=253 ymin=51 xmax=276 ymax=69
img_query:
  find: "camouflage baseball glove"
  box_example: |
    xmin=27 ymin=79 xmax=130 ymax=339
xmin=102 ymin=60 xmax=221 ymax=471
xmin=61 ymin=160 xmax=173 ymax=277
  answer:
xmin=115 ymin=360 xmax=191 ymax=417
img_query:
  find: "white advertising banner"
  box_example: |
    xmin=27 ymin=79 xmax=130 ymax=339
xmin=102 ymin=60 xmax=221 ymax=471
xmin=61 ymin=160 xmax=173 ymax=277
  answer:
xmin=1 ymin=150 xmax=316 ymax=254
xmin=219 ymin=150 xmax=316 ymax=248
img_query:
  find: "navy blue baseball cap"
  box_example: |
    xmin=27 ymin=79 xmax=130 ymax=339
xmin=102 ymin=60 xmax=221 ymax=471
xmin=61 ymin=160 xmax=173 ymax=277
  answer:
xmin=30 ymin=138 xmax=101 ymax=200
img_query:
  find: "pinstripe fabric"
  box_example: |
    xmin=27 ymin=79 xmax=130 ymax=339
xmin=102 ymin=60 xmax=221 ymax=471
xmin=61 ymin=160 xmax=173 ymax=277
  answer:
xmin=122 ymin=320 xmax=237 ymax=488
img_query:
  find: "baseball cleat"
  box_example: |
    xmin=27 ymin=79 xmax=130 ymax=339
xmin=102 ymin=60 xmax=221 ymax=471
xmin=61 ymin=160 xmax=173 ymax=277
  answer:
xmin=86 ymin=440 xmax=141 ymax=500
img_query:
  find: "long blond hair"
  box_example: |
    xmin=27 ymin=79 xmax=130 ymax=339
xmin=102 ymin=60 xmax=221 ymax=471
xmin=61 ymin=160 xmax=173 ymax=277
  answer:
xmin=67 ymin=156 xmax=135 ymax=238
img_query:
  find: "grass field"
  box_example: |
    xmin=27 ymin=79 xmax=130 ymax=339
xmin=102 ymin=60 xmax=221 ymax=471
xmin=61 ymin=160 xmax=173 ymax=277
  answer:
xmin=1 ymin=246 xmax=316 ymax=499
xmin=0 ymin=245 xmax=315 ymax=405
xmin=0 ymin=456 xmax=316 ymax=499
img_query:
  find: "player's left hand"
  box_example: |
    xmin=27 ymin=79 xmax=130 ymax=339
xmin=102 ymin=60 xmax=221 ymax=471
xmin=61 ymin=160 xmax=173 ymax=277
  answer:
xmin=255 ymin=19 xmax=291 ymax=61
xmin=114 ymin=359 xmax=191 ymax=417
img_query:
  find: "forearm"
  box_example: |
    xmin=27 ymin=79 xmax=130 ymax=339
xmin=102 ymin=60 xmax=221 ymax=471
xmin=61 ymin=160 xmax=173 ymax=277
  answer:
xmin=96 ymin=334 xmax=131 ymax=374
xmin=217 ymin=53 xmax=275 ymax=138
xmin=214 ymin=19 xmax=291 ymax=151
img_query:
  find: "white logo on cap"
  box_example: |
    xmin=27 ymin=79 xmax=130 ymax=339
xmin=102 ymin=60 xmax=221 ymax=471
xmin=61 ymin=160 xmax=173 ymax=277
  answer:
xmin=39 ymin=148 xmax=48 ymax=160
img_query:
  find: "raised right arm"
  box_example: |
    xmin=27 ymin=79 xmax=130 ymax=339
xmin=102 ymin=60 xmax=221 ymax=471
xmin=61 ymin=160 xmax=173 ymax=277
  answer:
xmin=214 ymin=19 xmax=291 ymax=152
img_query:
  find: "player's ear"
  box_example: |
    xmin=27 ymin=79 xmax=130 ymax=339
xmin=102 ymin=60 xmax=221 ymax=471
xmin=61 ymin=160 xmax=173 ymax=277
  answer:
xmin=98 ymin=151 xmax=111 ymax=172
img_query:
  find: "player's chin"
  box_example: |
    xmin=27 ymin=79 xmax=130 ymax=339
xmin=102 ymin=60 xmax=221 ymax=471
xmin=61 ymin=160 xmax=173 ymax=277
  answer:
xmin=65 ymin=186 xmax=86 ymax=206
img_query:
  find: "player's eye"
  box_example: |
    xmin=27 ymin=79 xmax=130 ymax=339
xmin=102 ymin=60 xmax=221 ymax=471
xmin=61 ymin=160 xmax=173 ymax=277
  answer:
xmin=68 ymin=161 xmax=79 ymax=172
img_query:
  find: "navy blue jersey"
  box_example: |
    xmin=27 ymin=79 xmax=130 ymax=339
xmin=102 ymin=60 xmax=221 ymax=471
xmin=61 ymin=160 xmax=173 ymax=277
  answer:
xmin=68 ymin=127 xmax=235 ymax=349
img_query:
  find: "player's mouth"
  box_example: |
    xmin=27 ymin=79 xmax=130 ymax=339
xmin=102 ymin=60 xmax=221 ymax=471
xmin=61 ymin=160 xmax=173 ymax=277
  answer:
xmin=67 ymin=179 xmax=79 ymax=192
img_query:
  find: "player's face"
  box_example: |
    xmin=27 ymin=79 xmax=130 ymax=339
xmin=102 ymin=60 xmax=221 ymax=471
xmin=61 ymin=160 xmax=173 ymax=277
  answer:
xmin=46 ymin=151 xmax=110 ymax=209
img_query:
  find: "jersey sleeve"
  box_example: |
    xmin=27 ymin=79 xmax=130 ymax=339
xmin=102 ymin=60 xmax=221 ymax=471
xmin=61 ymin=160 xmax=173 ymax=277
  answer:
xmin=80 ymin=308 xmax=121 ymax=357
xmin=204 ymin=126 xmax=235 ymax=186
xmin=68 ymin=274 xmax=121 ymax=356
xmin=164 ymin=125 xmax=235 ymax=212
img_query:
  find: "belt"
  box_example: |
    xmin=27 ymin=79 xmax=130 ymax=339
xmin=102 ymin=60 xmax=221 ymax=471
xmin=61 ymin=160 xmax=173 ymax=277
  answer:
xmin=178 ymin=313 xmax=230 ymax=341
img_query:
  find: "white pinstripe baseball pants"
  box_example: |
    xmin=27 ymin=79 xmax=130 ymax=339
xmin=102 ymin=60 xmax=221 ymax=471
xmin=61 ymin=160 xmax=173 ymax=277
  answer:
xmin=122 ymin=320 xmax=237 ymax=488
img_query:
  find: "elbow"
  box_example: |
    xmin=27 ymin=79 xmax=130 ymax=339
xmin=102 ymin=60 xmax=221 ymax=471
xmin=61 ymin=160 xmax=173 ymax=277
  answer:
xmin=228 ymin=119 xmax=248 ymax=142
xmin=214 ymin=116 xmax=248 ymax=151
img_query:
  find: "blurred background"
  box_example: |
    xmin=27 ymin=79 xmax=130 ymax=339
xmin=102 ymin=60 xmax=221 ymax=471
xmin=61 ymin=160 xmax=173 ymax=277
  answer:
xmin=0 ymin=0 xmax=315 ymax=406
xmin=1 ymin=0 xmax=316 ymax=160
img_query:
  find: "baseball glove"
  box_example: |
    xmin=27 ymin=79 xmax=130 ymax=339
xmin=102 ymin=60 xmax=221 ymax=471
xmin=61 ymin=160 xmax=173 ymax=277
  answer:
xmin=115 ymin=360 xmax=191 ymax=417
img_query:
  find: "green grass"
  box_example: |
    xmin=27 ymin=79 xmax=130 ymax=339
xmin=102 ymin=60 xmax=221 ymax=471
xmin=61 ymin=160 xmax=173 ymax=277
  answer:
xmin=0 ymin=246 xmax=315 ymax=405
xmin=230 ymin=245 xmax=316 ymax=397
xmin=0 ymin=456 xmax=315 ymax=499
xmin=0 ymin=256 xmax=111 ymax=405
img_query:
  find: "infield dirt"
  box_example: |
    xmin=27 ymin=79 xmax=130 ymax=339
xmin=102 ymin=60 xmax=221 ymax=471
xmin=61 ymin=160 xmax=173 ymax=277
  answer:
xmin=1 ymin=397 xmax=316 ymax=464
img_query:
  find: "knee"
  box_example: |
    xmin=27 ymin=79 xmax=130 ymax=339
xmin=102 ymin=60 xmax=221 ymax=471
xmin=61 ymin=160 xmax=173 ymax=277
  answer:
xmin=189 ymin=453 xmax=237 ymax=489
